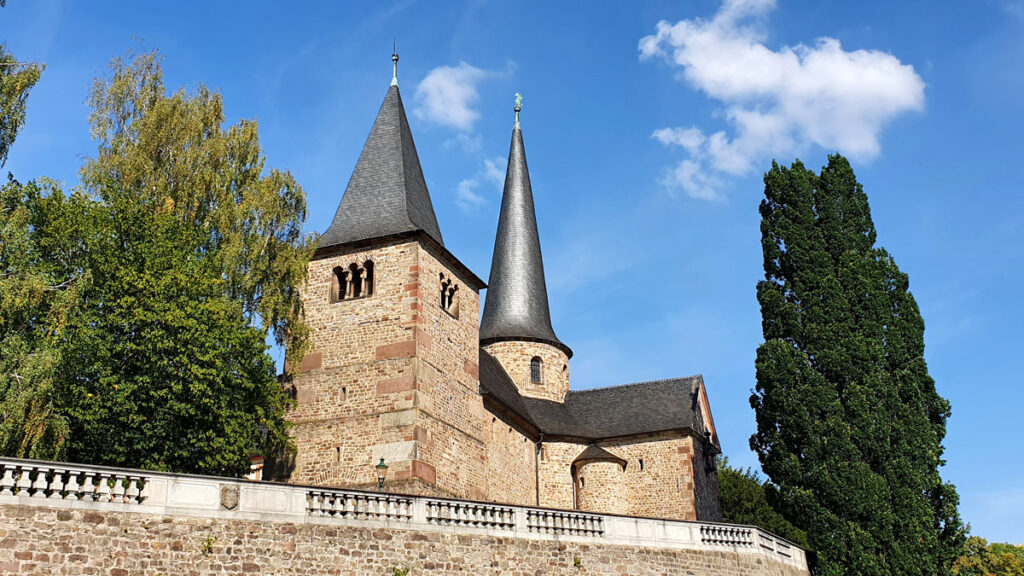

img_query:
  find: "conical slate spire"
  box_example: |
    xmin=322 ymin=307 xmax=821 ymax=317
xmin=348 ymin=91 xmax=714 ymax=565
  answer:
xmin=320 ymin=78 xmax=443 ymax=249
xmin=480 ymin=106 xmax=570 ymax=356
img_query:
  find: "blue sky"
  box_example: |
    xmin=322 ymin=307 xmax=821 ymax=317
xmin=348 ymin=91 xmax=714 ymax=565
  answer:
xmin=3 ymin=0 xmax=1023 ymax=543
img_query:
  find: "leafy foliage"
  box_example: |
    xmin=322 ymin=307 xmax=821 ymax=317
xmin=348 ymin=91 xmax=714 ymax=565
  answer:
xmin=953 ymin=537 xmax=1024 ymax=576
xmin=0 ymin=49 xmax=313 ymax=475
xmin=750 ymin=155 xmax=965 ymax=575
xmin=717 ymin=457 xmax=808 ymax=548
xmin=0 ymin=44 xmax=42 ymax=167
xmin=82 ymin=49 xmax=314 ymax=365
xmin=0 ymin=178 xmax=79 ymax=459
xmin=0 ymin=44 xmax=69 ymax=459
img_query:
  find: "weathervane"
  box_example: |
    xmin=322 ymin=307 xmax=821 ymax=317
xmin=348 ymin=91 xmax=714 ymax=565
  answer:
xmin=391 ymin=37 xmax=399 ymax=86
xmin=514 ymin=92 xmax=523 ymax=123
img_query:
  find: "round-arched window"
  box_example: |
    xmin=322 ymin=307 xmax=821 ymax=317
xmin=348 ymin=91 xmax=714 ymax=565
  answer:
xmin=530 ymin=357 xmax=543 ymax=384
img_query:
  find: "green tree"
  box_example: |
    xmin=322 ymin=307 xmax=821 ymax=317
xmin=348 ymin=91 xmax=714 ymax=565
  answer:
xmin=0 ymin=178 xmax=83 ymax=459
xmin=0 ymin=44 xmax=42 ymax=167
xmin=0 ymin=48 xmax=313 ymax=475
xmin=0 ymin=43 xmax=70 ymax=459
xmin=953 ymin=537 xmax=1024 ymax=576
xmin=750 ymin=155 xmax=965 ymax=575
xmin=42 ymin=49 xmax=314 ymax=475
xmin=717 ymin=457 xmax=808 ymax=548
xmin=82 ymin=49 xmax=314 ymax=365
xmin=52 ymin=187 xmax=292 ymax=474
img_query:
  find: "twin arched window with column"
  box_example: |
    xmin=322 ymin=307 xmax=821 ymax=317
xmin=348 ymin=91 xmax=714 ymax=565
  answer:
xmin=331 ymin=260 xmax=374 ymax=302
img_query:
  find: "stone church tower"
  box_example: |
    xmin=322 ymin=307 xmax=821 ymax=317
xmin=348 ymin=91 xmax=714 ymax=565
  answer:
xmin=286 ymin=55 xmax=490 ymax=498
xmin=479 ymin=104 xmax=573 ymax=403
xmin=287 ymin=54 xmax=722 ymax=522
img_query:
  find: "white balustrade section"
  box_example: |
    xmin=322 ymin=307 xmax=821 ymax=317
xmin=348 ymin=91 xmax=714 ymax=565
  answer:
xmin=0 ymin=460 xmax=147 ymax=504
xmin=425 ymin=499 xmax=515 ymax=530
xmin=307 ymin=489 xmax=412 ymax=521
xmin=527 ymin=509 xmax=604 ymax=537
xmin=700 ymin=523 xmax=755 ymax=547
xmin=0 ymin=457 xmax=806 ymax=571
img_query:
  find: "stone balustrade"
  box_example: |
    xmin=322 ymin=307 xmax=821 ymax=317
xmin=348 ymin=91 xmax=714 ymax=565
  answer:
xmin=0 ymin=457 xmax=807 ymax=571
xmin=0 ymin=460 xmax=148 ymax=504
xmin=425 ymin=499 xmax=516 ymax=530
xmin=526 ymin=508 xmax=604 ymax=536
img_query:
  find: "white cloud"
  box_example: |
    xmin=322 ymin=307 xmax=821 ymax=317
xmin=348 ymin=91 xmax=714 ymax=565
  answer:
xmin=456 ymin=179 xmax=486 ymax=212
xmin=414 ymin=62 xmax=489 ymax=132
xmin=455 ymin=156 xmax=507 ymax=213
xmin=444 ymin=133 xmax=483 ymax=154
xmin=482 ymin=157 xmax=505 ymax=185
xmin=641 ymin=0 xmax=925 ymax=200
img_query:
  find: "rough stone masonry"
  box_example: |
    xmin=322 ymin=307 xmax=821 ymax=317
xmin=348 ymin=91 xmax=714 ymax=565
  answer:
xmin=0 ymin=505 xmax=808 ymax=576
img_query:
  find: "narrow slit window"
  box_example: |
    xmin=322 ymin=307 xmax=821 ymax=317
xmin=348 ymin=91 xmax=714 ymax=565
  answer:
xmin=639 ymin=458 xmax=645 ymax=471
xmin=530 ymin=357 xmax=543 ymax=384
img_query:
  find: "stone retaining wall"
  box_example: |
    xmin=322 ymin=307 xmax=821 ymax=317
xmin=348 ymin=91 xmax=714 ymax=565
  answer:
xmin=0 ymin=457 xmax=809 ymax=575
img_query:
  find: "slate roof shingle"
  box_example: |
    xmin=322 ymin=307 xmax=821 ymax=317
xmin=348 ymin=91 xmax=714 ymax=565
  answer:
xmin=479 ymin=119 xmax=569 ymax=356
xmin=320 ymin=84 xmax=443 ymax=249
xmin=479 ymin=349 xmax=707 ymax=442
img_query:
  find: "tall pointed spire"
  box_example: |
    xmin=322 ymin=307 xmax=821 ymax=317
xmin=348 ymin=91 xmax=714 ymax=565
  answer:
xmin=480 ymin=96 xmax=570 ymax=356
xmin=320 ymin=53 xmax=443 ymax=249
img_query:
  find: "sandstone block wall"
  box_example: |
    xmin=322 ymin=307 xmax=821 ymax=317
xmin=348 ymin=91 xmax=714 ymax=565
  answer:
xmin=538 ymin=434 xmax=716 ymax=522
xmin=0 ymin=505 xmax=808 ymax=576
xmin=483 ymin=340 xmax=571 ymax=402
xmin=485 ymin=414 xmax=538 ymax=505
xmin=288 ymin=239 xmax=487 ymax=499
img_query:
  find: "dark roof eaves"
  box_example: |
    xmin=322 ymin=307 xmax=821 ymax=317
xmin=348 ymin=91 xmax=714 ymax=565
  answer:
xmin=480 ymin=335 xmax=574 ymax=359
xmin=565 ymin=374 xmax=702 ymax=395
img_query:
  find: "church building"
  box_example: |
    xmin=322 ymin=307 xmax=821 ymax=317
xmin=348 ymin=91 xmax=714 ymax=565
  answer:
xmin=284 ymin=54 xmax=722 ymax=522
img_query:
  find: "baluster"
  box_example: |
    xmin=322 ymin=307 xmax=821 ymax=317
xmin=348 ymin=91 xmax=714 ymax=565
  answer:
xmin=356 ymin=495 xmax=368 ymax=519
xmin=47 ymin=470 xmax=65 ymax=500
xmin=136 ymin=478 xmax=149 ymax=504
xmin=15 ymin=467 xmax=32 ymax=496
xmin=64 ymin=470 xmax=81 ymax=500
xmin=110 ymin=474 xmax=126 ymax=503
xmin=123 ymin=476 xmax=138 ymax=504
xmin=0 ymin=465 xmax=15 ymax=496
xmin=96 ymin=475 xmax=111 ymax=502
xmin=80 ymin=471 xmax=96 ymax=501
xmin=29 ymin=467 xmax=48 ymax=498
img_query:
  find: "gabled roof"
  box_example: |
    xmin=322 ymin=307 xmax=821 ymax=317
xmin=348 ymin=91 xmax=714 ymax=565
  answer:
xmin=320 ymin=84 xmax=443 ymax=249
xmin=478 ymin=349 xmax=714 ymax=446
xmin=479 ymin=115 xmax=569 ymax=356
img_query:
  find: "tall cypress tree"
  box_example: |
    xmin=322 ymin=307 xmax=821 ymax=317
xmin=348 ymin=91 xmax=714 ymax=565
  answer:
xmin=750 ymin=155 xmax=965 ymax=575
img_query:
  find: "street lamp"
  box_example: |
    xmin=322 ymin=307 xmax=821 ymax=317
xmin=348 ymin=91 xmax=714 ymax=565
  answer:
xmin=375 ymin=458 xmax=388 ymax=492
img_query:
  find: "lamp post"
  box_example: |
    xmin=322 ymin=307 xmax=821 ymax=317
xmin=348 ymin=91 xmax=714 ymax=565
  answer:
xmin=375 ymin=458 xmax=388 ymax=492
